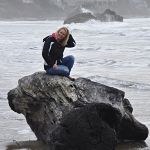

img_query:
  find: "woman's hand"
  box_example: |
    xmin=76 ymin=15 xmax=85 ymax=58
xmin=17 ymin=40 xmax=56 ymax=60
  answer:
xmin=53 ymin=64 xmax=57 ymax=69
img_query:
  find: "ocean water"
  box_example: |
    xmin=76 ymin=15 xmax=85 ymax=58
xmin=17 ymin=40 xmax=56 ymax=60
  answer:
xmin=0 ymin=18 xmax=150 ymax=150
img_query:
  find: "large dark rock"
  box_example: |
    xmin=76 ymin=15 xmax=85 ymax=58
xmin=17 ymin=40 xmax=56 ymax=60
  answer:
xmin=96 ymin=9 xmax=123 ymax=22
xmin=50 ymin=103 xmax=119 ymax=150
xmin=64 ymin=12 xmax=96 ymax=24
xmin=7 ymin=72 xmax=149 ymax=149
xmin=64 ymin=8 xmax=123 ymax=24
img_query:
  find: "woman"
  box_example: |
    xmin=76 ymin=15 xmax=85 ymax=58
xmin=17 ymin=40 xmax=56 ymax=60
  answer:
xmin=42 ymin=27 xmax=76 ymax=80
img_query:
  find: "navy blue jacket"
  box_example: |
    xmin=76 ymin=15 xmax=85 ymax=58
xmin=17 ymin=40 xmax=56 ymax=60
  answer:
xmin=42 ymin=34 xmax=76 ymax=70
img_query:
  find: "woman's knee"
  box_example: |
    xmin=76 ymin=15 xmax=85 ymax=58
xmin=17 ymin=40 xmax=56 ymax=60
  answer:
xmin=68 ymin=55 xmax=75 ymax=62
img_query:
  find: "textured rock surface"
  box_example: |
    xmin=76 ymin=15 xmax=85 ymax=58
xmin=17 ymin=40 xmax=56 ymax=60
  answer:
xmin=64 ymin=9 xmax=123 ymax=24
xmin=8 ymin=72 xmax=149 ymax=149
xmin=50 ymin=103 xmax=120 ymax=150
xmin=64 ymin=12 xmax=96 ymax=24
xmin=96 ymin=9 xmax=123 ymax=22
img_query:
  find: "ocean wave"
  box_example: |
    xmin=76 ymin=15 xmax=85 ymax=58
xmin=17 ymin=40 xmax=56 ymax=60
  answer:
xmin=70 ymin=19 xmax=126 ymax=33
xmin=18 ymin=129 xmax=31 ymax=135
xmin=88 ymin=75 xmax=150 ymax=91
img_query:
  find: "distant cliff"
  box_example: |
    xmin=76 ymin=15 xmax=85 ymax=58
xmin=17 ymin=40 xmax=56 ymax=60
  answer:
xmin=0 ymin=0 xmax=150 ymax=20
xmin=0 ymin=0 xmax=65 ymax=20
xmin=80 ymin=0 xmax=150 ymax=18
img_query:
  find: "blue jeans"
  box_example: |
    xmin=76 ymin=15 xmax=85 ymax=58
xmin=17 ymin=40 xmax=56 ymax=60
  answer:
xmin=46 ymin=55 xmax=75 ymax=77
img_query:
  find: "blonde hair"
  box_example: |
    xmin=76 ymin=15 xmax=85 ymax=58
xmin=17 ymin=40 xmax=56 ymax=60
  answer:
xmin=56 ymin=27 xmax=70 ymax=47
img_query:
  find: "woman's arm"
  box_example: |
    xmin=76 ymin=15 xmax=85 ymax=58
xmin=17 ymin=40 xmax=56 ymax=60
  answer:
xmin=66 ymin=34 xmax=76 ymax=48
xmin=42 ymin=36 xmax=55 ymax=67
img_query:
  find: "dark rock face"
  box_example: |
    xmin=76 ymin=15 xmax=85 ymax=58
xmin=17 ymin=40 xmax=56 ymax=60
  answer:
xmin=8 ymin=72 xmax=149 ymax=149
xmin=96 ymin=9 xmax=123 ymax=22
xmin=50 ymin=103 xmax=119 ymax=150
xmin=64 ymin=9 xmax=123 ymax=24
xmin=118 ymin=112 xmax=149 ymax=141
xmin=64 ymin=12 xmax=96 ymax=24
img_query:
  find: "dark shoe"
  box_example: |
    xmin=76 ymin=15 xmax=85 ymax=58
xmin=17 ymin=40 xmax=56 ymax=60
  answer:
xmin=68 ymin=76 xmax=76 ymax=81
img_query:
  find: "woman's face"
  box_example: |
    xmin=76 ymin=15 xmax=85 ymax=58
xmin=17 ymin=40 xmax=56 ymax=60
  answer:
xmin=56 ymin=29 xmax=67 ymax=41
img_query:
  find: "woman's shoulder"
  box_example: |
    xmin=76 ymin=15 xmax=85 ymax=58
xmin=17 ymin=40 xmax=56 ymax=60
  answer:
xmin=43 ymin=35 xmax=55 ymax=42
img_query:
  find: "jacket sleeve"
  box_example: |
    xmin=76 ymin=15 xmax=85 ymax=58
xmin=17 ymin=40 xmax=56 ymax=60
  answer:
xmin=42 ymin=36 xmax=56 ymax=67
xmin=66 ymin=34 xmax=76 ymax=48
